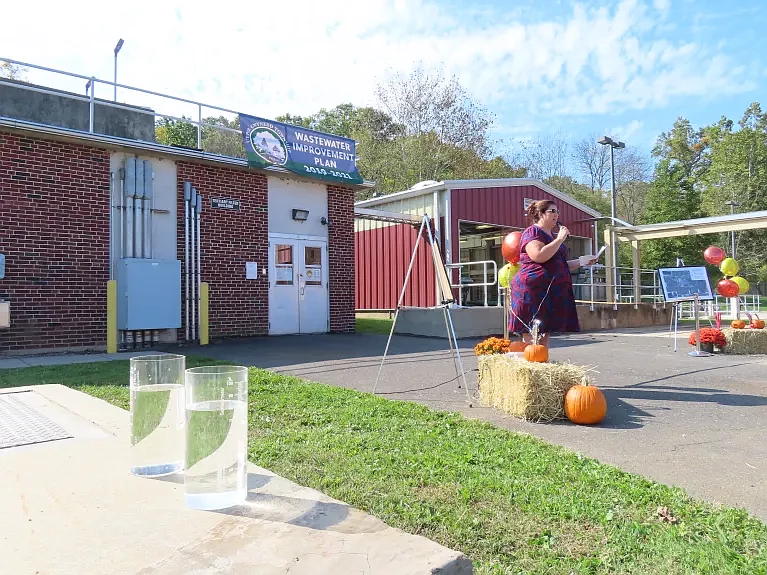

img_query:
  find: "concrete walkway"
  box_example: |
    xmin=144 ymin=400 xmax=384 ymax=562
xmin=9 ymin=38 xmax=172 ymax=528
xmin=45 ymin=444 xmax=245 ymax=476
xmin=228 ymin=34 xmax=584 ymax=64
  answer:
xmin=0 ymin=384 xmax=471 ymax=574
xmin=0 ymin=350 xmax=157 ymax=369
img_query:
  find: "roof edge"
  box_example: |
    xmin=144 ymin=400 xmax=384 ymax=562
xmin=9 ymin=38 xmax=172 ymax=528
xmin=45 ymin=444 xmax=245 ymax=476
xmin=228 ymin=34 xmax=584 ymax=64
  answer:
xmin=355 ymin=178 xmax=601 ymax=217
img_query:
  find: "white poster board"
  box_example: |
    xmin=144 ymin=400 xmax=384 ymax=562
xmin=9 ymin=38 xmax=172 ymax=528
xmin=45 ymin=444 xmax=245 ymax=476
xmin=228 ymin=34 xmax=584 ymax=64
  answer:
xmin=658 ymin=266 xmax=714 ymax=303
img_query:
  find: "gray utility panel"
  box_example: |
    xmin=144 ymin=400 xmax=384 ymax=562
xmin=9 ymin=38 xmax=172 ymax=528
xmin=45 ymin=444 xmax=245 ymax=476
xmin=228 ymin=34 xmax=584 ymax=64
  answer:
xmin=117 ymin=259 xmax=182 ymax=330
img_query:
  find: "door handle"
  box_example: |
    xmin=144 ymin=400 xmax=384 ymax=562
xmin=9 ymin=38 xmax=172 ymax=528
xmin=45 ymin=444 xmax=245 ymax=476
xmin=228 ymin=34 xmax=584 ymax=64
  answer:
xmin=300 ymin=285 xmax=305 ymax=298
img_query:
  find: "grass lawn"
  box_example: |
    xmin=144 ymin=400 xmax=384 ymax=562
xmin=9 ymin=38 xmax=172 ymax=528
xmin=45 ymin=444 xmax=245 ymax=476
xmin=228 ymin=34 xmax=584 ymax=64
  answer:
xmin=355 ymin=316 xmax=394 ymax=334
xmin=1 ymin=359 xmax=766 ymax=574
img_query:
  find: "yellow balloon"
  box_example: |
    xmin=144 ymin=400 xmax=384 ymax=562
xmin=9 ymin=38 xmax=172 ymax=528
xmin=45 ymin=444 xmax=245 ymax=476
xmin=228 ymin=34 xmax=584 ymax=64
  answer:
xmin=499 ymin=263 xmax=520 ymax=288
xmin=720 ymin=257 xmax=739 ymax=277
xmin=731 ymin=276 xmax=750 ymax=294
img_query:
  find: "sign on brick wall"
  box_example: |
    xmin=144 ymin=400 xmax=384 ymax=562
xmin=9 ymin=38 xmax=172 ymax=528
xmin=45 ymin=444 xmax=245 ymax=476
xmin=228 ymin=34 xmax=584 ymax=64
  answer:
xmin=210 ymin=197 xmax=241 ymax=211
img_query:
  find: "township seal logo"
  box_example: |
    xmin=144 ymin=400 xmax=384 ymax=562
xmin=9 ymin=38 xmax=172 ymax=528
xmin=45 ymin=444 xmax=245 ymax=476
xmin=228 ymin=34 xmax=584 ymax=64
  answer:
xmin=247 ymin=123 xmax=288 ymax=166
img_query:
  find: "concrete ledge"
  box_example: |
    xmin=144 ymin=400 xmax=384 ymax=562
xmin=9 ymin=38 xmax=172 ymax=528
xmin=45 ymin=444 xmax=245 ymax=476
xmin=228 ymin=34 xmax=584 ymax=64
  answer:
xmin=395 ymin=307 xmax=503 ymax=339
xmin=0 ymin=385 xmax=472 ymax=574
xmin=577 ymin=303 xmax=672 ymax=331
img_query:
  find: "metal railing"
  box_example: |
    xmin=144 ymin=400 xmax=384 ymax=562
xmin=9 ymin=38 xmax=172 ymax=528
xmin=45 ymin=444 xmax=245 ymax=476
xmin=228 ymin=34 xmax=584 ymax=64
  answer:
xmin=571 ymin=265 xmax=662 ymax=310
xmin=446 ymin=260 xmax=498 ymax=307
xmin=0 ymin=56 xmax=246 ymax=156
xmin=677 ymin=295 xmax=763 ymax=319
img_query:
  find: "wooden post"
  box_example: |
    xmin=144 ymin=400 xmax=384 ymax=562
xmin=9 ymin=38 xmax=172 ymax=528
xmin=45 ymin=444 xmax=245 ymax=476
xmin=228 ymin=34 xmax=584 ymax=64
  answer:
xmin=603 ymin=227 xmax=614 ymax=304
xmin=632 ymin=240 xmax=641 ymax=309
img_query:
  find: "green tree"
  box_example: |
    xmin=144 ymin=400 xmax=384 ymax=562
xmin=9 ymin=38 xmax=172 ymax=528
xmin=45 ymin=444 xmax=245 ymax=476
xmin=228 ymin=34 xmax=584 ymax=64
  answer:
xmin=640 ymin=118 xmax=710 ymax=271
xmin=155 ymin=116 xmax=197 ymax=148
xmin=201 ymin=115 xmax=245 ymax=158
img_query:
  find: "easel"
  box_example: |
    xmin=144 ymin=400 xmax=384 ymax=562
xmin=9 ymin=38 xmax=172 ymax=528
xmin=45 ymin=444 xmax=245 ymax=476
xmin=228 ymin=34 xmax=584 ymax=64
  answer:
xmin=661 ymin=259 xmax=714 ymax=357
xmin=373 ymin=213 xmax=472 ymax=406
xmin=687 ymin=292 xmax=712 ymax=357
xmin=668 ymin=258 xmax=684 ymax=352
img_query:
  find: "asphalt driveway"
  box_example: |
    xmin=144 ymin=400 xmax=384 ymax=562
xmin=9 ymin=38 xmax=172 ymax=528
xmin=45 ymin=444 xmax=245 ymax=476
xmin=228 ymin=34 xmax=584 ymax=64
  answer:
xmin=185 ymin=327 xmax=767 ymax=523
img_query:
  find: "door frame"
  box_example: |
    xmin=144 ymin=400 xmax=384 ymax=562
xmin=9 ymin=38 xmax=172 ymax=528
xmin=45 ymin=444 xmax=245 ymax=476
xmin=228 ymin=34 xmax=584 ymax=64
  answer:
xmin=268 ymin=233 xmax=330 ymax=335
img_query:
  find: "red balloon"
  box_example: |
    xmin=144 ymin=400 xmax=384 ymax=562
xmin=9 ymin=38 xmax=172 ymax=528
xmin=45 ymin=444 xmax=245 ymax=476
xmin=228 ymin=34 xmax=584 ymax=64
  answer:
xmin=704 ymin=246 xmax=726 ymax=265
xmin=502 ymin=231 xmax=522 ymax=263
xmin=717 ymin=278 xmax=739 ymax=298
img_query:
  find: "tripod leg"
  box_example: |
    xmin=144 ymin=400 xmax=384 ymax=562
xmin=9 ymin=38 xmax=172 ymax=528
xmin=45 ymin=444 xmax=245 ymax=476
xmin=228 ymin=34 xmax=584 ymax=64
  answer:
xmin=374 ymin=308 xmax=400 ymax=394
xmin=445 ymin=306 xmax=472 ymax=407
xmin=442 ymin=306 xmax=460 ymax=387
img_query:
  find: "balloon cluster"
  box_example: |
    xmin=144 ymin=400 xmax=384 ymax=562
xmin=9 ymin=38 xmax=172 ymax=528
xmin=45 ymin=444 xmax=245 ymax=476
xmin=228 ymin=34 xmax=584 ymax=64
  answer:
xmin=499 ymin=231 xmax=522 ymax=288
xmin=703 ymin=246 xmax=749 ymax=297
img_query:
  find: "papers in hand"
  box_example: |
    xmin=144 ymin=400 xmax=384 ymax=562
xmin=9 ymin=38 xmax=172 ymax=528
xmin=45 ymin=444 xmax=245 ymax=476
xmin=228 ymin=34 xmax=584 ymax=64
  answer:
xmin=579 ymin=245 xmax=606 ymax=266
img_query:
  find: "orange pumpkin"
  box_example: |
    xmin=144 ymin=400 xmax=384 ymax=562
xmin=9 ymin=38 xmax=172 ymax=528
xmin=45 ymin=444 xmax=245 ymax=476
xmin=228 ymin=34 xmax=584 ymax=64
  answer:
xmin=732 ymin=320 xmax=746 ymax=329
xmin=508 ymin=341 xmax=529 ymax=352
xmin=565 ymin=384 xmax=607 ymax=425
xmin=524 ymin=344 xmax=548 ymax=363
xmin=752 ymin=319 xmax=765 ymax=329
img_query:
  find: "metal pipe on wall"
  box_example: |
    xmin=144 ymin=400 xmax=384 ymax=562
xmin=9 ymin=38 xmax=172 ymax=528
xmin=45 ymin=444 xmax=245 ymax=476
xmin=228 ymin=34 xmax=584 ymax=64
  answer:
xmin=143 ymin=160 xmax=153 ymax=259
xmin=124 ymin=158 xmax=135 ymax=259
xmin=190 ymin=187 xmax=198 ymax=341
xmin=184 ymin=181 xmax=191 ymax=341
xmin=195 ymin=191 xmax=202 ymax=342
xmin=134 ymin=159 xmax=145 ymax=259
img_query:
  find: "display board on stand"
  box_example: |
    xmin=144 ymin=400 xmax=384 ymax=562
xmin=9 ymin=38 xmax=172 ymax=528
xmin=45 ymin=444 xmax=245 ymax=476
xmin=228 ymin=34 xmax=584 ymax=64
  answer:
xmin=658 ymin=266 xmax=714 ymax=357
xmin=657 ymin=266 xmax=714 ymax=303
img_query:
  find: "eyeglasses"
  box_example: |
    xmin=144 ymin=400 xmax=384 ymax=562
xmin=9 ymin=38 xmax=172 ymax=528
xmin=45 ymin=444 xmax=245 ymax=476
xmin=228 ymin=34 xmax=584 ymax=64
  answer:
xmin=545 ymin=208 xmax=559 ymax=214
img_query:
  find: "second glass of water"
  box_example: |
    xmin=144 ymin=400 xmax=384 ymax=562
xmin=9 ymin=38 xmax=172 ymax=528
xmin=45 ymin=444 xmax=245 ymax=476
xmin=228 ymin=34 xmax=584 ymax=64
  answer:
xmin=129 ymin=354 xmax=186 ymax=477
xmin=184 ymin=365 xmax=249 ymax=510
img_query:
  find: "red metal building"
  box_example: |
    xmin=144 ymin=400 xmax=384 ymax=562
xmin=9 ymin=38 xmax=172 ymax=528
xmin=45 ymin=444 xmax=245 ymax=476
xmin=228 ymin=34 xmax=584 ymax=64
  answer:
xmin=354 ymin=179 xmax=601 ymax=310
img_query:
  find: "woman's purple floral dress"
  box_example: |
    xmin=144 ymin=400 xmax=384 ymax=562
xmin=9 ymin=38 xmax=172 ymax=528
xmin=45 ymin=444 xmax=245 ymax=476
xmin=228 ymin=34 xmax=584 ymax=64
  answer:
xmin=508 ymin=225 xmax=580 ymax=335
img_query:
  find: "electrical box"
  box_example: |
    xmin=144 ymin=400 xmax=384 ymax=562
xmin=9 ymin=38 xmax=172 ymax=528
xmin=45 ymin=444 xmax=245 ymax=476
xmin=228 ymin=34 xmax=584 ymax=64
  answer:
xmin=0 ymin=301 xmax=8 ymax=328
xmin=117 ymin=259 xmax=182 ymax=330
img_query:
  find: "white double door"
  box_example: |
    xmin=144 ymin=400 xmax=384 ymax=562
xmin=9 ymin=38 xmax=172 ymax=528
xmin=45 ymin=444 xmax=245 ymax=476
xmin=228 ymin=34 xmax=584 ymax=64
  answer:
xmin=268 ymin=236 xmax=329 ymax=335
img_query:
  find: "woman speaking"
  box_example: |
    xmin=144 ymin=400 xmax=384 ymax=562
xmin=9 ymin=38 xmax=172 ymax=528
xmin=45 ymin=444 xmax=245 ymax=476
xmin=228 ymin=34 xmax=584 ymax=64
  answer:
xmin=508 ymin=200 xmax=595 ymax=352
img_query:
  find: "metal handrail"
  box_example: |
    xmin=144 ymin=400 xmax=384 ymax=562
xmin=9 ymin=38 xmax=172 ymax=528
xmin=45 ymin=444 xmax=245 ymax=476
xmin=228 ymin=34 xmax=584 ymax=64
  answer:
xmin=446 ymin=260 xmax=498 ymax=307
xmin=0 ymin=56 xmax=248 ymax=152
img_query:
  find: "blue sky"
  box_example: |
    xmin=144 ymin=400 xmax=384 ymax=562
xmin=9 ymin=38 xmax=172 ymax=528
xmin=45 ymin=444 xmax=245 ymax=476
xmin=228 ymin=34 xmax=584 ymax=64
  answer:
xmin=2 ymin=0 xmax=766 ymax=166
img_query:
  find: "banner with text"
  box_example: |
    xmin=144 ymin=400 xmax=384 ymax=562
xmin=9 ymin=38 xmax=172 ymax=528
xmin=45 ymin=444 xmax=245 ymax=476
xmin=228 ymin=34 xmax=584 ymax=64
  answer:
xmin=239 ymin=114 xmax=363 ymax=185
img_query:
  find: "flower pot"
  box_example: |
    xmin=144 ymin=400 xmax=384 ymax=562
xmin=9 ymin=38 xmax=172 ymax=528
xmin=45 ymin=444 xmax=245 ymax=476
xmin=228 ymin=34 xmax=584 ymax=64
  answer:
xmin=700 ymin=342 xmax=714 ymax=353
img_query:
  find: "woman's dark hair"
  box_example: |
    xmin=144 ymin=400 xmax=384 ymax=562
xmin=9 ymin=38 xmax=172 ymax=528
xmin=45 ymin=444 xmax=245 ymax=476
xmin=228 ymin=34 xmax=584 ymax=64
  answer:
xmin=526 ymin=200 xmax=556 ymax=222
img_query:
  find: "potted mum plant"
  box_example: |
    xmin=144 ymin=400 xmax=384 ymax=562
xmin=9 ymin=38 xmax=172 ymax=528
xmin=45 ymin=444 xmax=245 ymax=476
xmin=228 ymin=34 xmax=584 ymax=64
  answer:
xmin=688 ymin=327 xmax=727 ymax=353
xmin=474 ymin=337 xmax=512 ymax=356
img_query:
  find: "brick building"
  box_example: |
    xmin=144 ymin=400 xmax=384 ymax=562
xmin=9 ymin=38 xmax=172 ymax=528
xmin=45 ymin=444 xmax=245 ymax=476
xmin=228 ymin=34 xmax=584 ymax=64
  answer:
xmin=0 ymin=74 xmax=368 ymax=353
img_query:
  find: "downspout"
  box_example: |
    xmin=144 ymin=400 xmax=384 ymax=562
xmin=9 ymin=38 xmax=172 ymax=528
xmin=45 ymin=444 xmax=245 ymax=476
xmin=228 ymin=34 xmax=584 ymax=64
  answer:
xmin=184 ymin=182 xmax=191 ymax=342
xmin=196 ymin=191 xmax=202 ymax=342
xmin=190 ymin=187 xmax=197 ymax=341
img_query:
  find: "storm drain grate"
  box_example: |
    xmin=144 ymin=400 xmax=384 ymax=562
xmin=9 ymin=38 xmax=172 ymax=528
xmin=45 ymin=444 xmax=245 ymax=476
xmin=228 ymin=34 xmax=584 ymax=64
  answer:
xmin=0 ymin=392 xmax=73 ymax=449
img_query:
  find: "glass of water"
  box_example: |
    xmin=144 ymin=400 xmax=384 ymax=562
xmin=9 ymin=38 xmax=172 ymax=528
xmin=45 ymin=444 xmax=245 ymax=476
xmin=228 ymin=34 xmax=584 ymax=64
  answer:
xmin=129 ymin=354 xmax=186 ymax=477
xmin=184 ymin=365 xmax=249 ymax=510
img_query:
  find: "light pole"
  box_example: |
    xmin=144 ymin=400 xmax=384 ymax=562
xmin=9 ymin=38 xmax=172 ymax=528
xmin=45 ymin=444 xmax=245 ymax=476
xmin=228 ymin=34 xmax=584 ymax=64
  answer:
xmin=598 ymin=135 xmax=625 ymax=301
xmin=113 ymin=39 xmax=124 ymax=101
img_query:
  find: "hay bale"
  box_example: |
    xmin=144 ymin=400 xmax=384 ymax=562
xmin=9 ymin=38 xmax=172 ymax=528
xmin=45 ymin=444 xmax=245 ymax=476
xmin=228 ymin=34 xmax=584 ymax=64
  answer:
xmin=721 ymin=328 xmax=767 ymax=355
xmin=477 ymin=355 xmax=593 ymax=422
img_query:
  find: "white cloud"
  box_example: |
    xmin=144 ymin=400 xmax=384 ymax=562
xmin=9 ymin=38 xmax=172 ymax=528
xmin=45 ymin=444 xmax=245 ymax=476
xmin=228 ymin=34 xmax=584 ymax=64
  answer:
xmin=0 ymin=0 xmax=754 ymax=130
xmin=608 ymin=120 xmax=644 ymax=141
